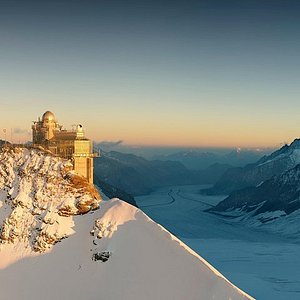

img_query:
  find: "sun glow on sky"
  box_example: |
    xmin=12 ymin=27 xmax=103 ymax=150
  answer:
xmin=1 ymin=1 xmax=300 ymax=148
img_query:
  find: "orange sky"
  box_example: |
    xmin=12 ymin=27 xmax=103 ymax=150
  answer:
xmin=1 ymin=0 xmax=300 ymax=149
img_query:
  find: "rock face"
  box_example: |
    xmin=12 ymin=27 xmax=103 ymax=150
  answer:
xmin=94 ymin=151 xmax=199 ymax=195
xmin=203 ymin=139 xmax=300 ymax=195
xmin=209 ymin=163 xmax=300 ymax=216
xmin=0 ymin=147 xmax=101 ymax=252
xmin=94 ymin=176 xmax=137 ymax=207
xmin=94 ymin=151 xmax=231 ymax=197
xmin=207 ymin=163 xmax=300 ymax=236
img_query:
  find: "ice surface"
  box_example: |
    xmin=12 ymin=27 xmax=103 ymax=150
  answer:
xmin=136 ymin=184 xmax=300 ymax=300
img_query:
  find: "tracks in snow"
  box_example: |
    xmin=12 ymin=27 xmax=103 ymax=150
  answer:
xmin=139 ymin=189 xmax=214 ymax=209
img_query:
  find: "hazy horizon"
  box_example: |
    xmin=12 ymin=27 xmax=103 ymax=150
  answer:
xmin=1 ymin=0 xmax=300 ymax=148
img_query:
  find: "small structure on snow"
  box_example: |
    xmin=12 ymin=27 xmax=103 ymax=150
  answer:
xmin=32 ymin=111 xmax=97 ymax=183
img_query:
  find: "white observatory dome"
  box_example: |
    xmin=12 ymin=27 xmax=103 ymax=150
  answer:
xmin=77 ymin=124 xmax=83 ymax=132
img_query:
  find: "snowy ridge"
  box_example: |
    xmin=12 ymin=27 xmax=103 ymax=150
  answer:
xmin=91 ymin=199 xmax=253 ymax=299
xmin=0 ymin=148 xmax=253 ymax=299
xmin=209 ymin=160 xmax=300 ymax=238
xmin=205 ymin=138 xmax=300 ymax=195
xmin=257 ymin=139 xmax=300 ymax=168
xmin=258 ymin=148 xmax=300 ymax=168
xmin=0 ymin=147 xmax=101 ymax=259
xmin=0 ymin=198 xmax=253 ymax=300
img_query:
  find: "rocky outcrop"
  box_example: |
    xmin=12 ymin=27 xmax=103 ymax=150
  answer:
xmin=203 ymin=139 xmax=300 ymax=195
xmin=209 ymin=163 xmax=300 ymax=216
xmin=0 ymin=147 xmax=101 ymax=252
xmin=94 ymin=176 xmax=137 ymax=207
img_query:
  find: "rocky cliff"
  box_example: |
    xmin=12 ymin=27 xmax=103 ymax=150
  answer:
xmin=0 ymin=147 xmax=101 ymax=252
xmin=203 ymin=139 xmax=300 ymax=195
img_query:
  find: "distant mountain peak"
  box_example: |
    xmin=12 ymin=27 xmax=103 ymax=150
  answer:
xmin=204 ymin=138 xmax=300 ymax=195
xmin=288 ymin=138 xmax=300 ymax=149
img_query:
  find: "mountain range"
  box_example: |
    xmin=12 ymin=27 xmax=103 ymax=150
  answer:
xmin=203 ymin=140 xmax=300 ymax=195
xmin=94 ymin=151 xmax=232 ymax=196
xmin=207 ymin=139 xmax=300 ymax=237
xmin=151 ymin=148 xmax=271 ymax=169
xmin=0 ymin=147 xmax=253 ymax=300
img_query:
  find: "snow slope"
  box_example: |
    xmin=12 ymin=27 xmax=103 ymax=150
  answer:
xmin=136 ymin=185 xmax=300 ymax=299
xmin=0 ymin=147 xmax=253 ymax=299
xmin=0 ymin=199 xmax=253 ymax=300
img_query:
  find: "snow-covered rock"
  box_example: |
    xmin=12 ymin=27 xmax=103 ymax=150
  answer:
xmin=0 ymin=147 xmax=101 ymax=253
xmin=0 ymin=147 xmax=253 ymax=299
xmin=207 ymin=162 xmax=300 ymax=237
xmin=0 ymin=198 xmax=253 ymax=300
xmin=204 ymin=138 xmax=300 ymax=195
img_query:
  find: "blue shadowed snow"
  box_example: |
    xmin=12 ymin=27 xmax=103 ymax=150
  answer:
xmin=136 ymin=185 xmax=300 ymax=300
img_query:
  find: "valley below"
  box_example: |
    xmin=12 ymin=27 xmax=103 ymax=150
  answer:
xmin=136 ymin=185 xmax=300 ymax=300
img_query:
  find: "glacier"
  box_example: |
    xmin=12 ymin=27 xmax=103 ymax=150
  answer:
xmin=0 ymin=148 xmax=253 ymax=300
xmin=136 ymin=184 xmax=300 ymax=300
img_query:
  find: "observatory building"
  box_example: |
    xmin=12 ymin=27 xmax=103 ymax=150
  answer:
xmin=32 ymin=111 xmax=94 ymax=183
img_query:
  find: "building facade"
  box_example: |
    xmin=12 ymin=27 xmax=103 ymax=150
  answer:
xmin=32 ymin=111 xmax=95 ymax=183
